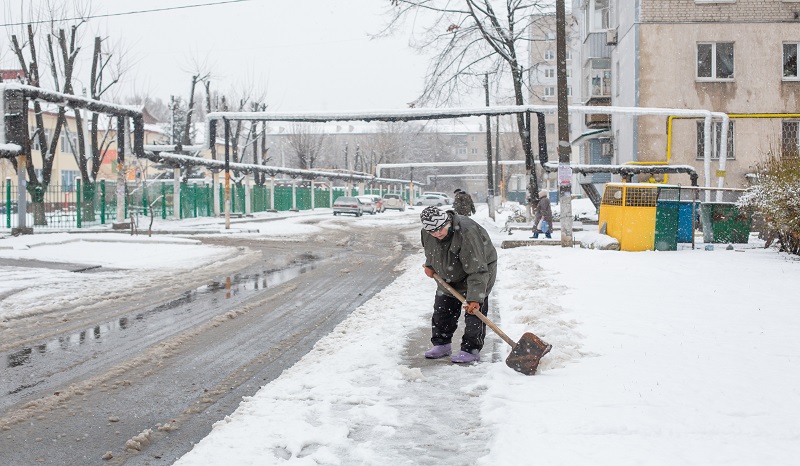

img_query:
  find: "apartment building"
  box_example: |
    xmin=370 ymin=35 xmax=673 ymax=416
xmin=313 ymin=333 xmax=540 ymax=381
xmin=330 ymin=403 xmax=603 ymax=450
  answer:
xmin=528 ymin=13 xmax=585 ymax=193
xmin=573 ymin=0 xmax=800 ymax=189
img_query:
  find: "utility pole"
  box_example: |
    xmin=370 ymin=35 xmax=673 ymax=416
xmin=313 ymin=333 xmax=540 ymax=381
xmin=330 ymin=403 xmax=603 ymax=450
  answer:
xmin=484 ymin=73 xmax=495 ymax=220
xmin=556 ymin=0 xmax=573 ymax=246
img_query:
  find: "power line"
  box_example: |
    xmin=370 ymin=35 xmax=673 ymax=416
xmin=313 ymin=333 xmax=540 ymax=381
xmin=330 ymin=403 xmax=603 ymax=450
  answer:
xmin=0 ymin=0 xmax=256 ymax=27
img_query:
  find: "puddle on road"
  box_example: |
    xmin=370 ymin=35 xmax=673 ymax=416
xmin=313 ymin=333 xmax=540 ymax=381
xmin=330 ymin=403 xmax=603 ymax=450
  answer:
xmin=3 ymin=253 xmax=325 ymax=395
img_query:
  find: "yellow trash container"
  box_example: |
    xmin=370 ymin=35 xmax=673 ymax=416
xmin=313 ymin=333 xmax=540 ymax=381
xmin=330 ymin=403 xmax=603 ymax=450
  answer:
xmin=598 ymin=183 xmax=659 ymax=251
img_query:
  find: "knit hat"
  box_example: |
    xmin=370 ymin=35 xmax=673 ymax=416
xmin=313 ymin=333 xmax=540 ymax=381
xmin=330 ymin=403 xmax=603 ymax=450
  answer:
xmin=420 ymin=206 xmax=449 ymax=232
xmin=538 ymin=190 xmax=548 ymax=199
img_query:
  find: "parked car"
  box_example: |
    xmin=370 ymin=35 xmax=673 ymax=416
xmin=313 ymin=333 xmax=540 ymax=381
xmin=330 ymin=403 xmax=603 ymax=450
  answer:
xmin=332 ymin=196 xmax=364 ymax=216
xmin=356 ymin=195 xmax=377 ymax=215
xmin=366 ymin=195 xmax=384 ymax=213
xmin=381 ymin=193 xmax=406 ymax=211
xmin=423 ymin=191 xmax=450 ymax=198
xmin=415 ymin=194 xmax=452 ymax=207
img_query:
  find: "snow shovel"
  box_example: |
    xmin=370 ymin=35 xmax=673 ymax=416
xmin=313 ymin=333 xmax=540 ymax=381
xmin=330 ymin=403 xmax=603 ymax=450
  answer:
xmin=433 ymin=273 xmax=552 ymax=376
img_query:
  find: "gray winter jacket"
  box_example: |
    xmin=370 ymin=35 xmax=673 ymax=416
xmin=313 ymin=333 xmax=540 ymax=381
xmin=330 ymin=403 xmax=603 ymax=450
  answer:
xmin=453 ymin=192 xmax=476 ymax=216
xmin=421 ymin=212 xmax=497 ymax=303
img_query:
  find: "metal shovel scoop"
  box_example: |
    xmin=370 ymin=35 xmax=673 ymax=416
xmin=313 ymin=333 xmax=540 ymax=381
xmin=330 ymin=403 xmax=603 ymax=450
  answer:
xmin=433 ymin=274 xmax=552 ymax=376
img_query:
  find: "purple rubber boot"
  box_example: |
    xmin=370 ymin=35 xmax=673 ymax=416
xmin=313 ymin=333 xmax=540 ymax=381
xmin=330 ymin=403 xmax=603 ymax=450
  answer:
xmin=424 ymin=344 xmax=452 ymax=359
xmin=451 ymin=351 xmax=480 ymax=363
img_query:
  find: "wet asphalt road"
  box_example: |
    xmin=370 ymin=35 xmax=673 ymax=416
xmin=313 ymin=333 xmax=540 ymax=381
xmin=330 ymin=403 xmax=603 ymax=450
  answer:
xmin=0 ymin=216 xmax=418 ymax=465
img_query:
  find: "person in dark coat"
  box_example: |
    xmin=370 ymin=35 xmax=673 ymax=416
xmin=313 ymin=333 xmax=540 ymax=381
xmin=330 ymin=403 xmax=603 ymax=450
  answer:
xmin=452 ymin=189 xmax=476 ymax=216
xmin=419 ymin=206 xmax=497 ymax=364
xmin=531 ymin=190 xmax=553 ymax=239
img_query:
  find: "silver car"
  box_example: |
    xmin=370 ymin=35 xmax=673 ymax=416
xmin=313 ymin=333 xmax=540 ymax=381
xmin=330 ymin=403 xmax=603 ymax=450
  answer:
xmin=415 ymin=194 xmax=452 ymax=207
xmin=381 ymin=193 xmax=406 ymax=211
xmin=332 ymin=196 xmax=364 ymax=216
xmin=356 ymin=196 xmax=377 ymax=215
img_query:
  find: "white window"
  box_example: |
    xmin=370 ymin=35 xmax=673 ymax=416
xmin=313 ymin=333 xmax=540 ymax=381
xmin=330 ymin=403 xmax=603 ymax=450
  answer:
xmin=457 ymin=148 xmax=467 ymax=155
xmin=545 ymin=32 xmax=556 ymax=41
xmin=781 ymin=121 xmax=800 ymax=157
xmin=60 ymin=132 xmax=79 ymax=154
xmin=544 ymin=68 xmax=555 ymax=78
xmin=568 ymin=86 xmax=573 ymax=96
xmin=783 ymin=43 xmax=798 ymax=80
xmin=30 ymin=128 xmax=51 ymax=151
xmin=544 ymin=87 xmax=555 ymax=97
xmin=697 ymin=42 xmax=734 ymax=80
xmin=61 ymin=170 xmax=79 ymax=192
xmin=589 ymin=0 xmax=610 ymax=32
xmin=544 ymin=50 xmax=555 ymax=60
xmin=697 ymin=121 xmax=735 ymax=160
xmin=584 ymin=58 xmax=612 ymax=98
xmin=470 ymin=148 xmax=478 ymax=154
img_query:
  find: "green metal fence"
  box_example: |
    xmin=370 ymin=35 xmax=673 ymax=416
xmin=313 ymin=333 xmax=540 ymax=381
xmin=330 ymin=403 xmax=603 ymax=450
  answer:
xmin=1 ymin=179 xmax=407 ymax=230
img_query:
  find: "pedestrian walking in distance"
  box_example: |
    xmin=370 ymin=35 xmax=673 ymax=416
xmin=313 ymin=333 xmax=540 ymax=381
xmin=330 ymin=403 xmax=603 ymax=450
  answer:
xmin=419 ymin=206 xmax=497 ymax=364
xmin=531 ymin=190 xmax=553 ymax=239
xmin=452 ymin=189 xmax=476 ymax=216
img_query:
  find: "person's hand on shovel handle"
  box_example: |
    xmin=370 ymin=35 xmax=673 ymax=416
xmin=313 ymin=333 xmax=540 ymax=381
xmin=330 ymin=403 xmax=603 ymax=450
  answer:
xmin=423 ymin=265 xmax=435 ymax=278
xmin=464 ymin=302 xmax=480 ymax=315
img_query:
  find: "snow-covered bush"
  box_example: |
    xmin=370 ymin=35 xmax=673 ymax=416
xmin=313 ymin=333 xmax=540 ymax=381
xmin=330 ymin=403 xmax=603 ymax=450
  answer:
xmin=738 ymin=154 xmax=800 ymax=255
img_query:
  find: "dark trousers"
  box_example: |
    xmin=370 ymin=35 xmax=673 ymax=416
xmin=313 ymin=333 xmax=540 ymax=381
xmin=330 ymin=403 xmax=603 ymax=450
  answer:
xmin=431 ymin=292 xmax=488 ymax=353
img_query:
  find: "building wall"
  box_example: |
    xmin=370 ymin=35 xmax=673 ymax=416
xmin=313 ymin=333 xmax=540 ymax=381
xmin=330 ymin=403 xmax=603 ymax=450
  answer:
xmin=637 ymin=18 xmax=800 ymax=187
xmin=641 ymin=0 xmax=800 ymax=23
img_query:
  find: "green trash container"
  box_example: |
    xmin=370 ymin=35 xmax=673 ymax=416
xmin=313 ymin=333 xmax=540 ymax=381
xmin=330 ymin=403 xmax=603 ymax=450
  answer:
xmin=700 ymin=202 xmax=752 ymax=243
xmin=654 ymin=187 xmax=680 ymax=251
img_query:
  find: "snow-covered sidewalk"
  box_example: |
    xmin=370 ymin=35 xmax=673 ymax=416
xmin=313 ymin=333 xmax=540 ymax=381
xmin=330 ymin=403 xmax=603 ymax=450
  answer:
xmin=170 ymin=208 xmax=800 ymax=466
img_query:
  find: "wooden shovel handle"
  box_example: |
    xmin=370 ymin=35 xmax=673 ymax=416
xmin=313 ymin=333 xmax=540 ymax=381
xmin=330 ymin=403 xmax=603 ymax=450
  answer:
xmin=432 ymin=273 xmax=516 ymax=348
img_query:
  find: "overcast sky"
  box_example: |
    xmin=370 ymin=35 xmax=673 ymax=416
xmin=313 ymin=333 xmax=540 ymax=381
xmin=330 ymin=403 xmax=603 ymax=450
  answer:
xmin=1 ymin=0 xmax=433 ymax=111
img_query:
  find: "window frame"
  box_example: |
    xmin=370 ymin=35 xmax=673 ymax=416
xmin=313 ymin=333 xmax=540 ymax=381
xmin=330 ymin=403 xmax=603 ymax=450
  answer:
xmin=696 ymin=120 xmax=735 ymax=160
xmin=783 ymin=42 xmax=799 ymax=81
xmin=696 ymin=42 xmax=735 ymax=81
xmin=781 ymin=120 xmax=800 ymax=157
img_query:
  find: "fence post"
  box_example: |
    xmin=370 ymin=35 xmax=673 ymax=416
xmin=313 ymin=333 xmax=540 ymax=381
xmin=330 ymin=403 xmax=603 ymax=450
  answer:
xmin=161 ymin=182 xmax=166 ymax=219
xmin=100 ymin=179 xmax=106 ymax=224
xmin=174 ymin=168 xmax=181 ymax=220
xmin=76 ymin=179 xmax=82 ymax=229
xmin=193 ymin=183 xmax=198 ymax=218
xmin=5 ymin=178 xmax=10 ymax=228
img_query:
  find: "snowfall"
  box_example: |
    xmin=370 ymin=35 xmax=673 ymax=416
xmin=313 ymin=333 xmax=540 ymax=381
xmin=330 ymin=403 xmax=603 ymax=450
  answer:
xmin=1 ymin=200 xmax=799 ymax=466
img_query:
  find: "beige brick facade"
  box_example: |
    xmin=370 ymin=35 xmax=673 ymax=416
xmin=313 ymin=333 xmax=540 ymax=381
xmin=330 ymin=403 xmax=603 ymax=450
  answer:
xmin=642 ymin=0 xmax=800 ymax=23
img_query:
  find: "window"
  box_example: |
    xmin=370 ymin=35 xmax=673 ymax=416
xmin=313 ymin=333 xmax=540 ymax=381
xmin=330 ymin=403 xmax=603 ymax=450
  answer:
xmin=30 ymin=129 xmax=51 ymax=151
xmin=697 ymin=42 xmax=734 ymax=80
xmin=697 ymin=121 xmax=735 ymax=160
xmin=589 ymin=0 xmax=610 ymax=32
xmin=584 ymin=58 xmax=611 ymax=98
xmin=784 ymin=43 xmax=798 ymax=79
xmin=545 ymin=32 xmax=556 ymax=41
xmin=470 ymin=148 xmax=478 ymax=155
xmin=544 ymin=50 xmax=555 ymax=60
xmin=547 ymin=123 xmax=555 ymax=133
xmin=544 ymin=68 xmax=555 ymax=78
xmin=457 ymin=148 xmax=467 ymax=155
xmin=61 ymin=170 xmax=79 ymax=192
xmin=544 ymin=87 xmax=555 ymax=97
xmin=60 ymin=132 xmax=78 ymax=154
xmin=34 ymin=168 xmax=43 ymax=182
xmin=567 ymin=86 xmax=573 ymax=96
xmin=781 ymin=121 xmax=800 ymax=157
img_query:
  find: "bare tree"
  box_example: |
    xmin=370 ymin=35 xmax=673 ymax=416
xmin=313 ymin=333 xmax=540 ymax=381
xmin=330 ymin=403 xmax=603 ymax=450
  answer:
xmin=286 ymin=123 xmax=327 ymax=170
xmin=385 ymin=0 xmax=550 ymax=198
